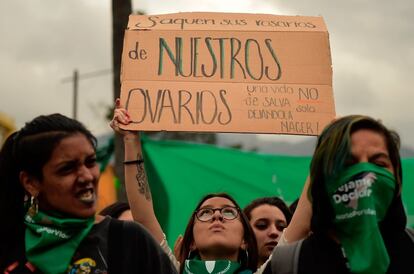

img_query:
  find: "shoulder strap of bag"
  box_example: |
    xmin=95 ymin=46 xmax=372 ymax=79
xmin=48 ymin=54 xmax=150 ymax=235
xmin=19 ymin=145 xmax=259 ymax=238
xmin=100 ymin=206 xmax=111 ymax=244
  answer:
xmin=406 ymin=227 xmax=414 ymax=243
xmin=107 ymin=218 xmax=124 ymax=274
xmin=270 ymin=239 xmax=304 ymax=274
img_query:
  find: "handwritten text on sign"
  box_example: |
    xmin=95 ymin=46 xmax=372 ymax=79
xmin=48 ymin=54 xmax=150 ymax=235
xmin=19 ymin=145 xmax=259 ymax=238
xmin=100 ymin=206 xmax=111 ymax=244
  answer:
xmin=120 ymin=12 xmax=335 ymax=135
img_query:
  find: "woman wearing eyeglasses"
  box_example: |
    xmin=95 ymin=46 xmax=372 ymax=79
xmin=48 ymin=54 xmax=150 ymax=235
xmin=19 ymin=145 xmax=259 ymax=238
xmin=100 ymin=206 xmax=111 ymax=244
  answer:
xmin=178 ymin=193 xmax=258 ymax=273
xmin=111 ymin=101 xmax=259 ymax=274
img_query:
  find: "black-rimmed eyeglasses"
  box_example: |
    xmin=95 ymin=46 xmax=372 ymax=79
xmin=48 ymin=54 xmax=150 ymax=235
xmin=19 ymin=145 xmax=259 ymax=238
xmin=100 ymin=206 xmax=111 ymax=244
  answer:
xmin=195 ymin=206 xmax=239 ymax=222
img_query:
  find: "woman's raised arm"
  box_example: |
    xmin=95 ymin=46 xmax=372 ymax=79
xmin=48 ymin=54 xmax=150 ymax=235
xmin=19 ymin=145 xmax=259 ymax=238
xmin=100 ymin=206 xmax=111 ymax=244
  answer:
xmin=110 ymin=99 xmax=164 ymax=242
xmin=281 ymin=176 xmax=312 ymax=244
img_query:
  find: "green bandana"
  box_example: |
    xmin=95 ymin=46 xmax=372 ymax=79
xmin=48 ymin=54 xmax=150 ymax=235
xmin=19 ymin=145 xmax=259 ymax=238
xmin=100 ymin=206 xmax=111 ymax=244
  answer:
xmin=24 ymin=210 xmax=94 ymax=274
xmin=183 ymin=259 xmax=252 ymax=274
xmin=326 ymin=162 xmax=395 ymax=274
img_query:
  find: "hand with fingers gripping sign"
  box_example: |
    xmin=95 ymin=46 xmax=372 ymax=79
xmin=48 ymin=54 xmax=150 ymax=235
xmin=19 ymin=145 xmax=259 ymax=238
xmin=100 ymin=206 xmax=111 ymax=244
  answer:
xmin=110 ymin=98 xmax=134 ymax=135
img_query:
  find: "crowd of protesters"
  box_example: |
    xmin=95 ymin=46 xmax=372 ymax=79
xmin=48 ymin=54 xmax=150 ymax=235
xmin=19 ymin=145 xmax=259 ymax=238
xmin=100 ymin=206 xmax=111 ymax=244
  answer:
xmin=0 ymin=100 xmax=413 ymax=273
xmin=111 ymin=101 xmax=414 ymax=274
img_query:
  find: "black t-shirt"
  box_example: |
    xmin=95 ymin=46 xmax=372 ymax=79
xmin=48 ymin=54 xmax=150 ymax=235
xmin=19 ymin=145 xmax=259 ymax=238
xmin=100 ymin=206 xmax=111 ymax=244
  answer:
xmin=67 ymin=217 xmax=111 ymax=273
xmin=3 ymin=217 xmax=177 ymax=274
xmin=261 ymin=233 xmax=349 ymax=274
xmin=263 ymin=231 xmax=414 ymax=274
xmin=296 ymin=233 xmax=349 ymax=274
xmin=107 ymin=218 xmax=177 ymax=274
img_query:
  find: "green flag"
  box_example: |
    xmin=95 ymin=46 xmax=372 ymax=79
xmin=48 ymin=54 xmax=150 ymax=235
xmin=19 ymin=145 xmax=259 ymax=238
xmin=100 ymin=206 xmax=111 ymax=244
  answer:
xmin=140 ymin=137 xmax=414 ymax=244
xmin=402 ymin=158 xmax=414 ymax=226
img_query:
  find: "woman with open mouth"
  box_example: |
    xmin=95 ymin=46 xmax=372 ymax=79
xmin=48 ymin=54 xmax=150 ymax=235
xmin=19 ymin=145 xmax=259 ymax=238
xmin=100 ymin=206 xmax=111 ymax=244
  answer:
xmin=0 ymin=113 xmax=177 ymax=274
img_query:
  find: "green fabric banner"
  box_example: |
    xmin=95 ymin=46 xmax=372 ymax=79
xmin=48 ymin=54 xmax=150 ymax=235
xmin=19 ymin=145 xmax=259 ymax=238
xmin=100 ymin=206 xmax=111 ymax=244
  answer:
xmin=141 ymin=137 xmax=414 ymax=244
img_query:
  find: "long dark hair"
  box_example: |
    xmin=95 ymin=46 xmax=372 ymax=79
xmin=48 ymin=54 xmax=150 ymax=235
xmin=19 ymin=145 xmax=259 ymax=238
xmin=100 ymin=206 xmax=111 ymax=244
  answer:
xmin=309 ymin=115 xmax=403 ymax=235
xmin=243 ymin=196 xmax=292 ymax=224
xmin=99 ymin=202 xmax=130 ymax=219
xmin=178 ymin=193 xmax=258 ymax=273
xmin=0 ymin=113 xmax=96 ymax=269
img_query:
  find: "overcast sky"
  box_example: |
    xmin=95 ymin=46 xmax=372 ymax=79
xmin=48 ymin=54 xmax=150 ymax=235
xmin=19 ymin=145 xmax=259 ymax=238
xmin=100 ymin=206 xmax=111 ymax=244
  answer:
xmin=1 ymin=0 xmax=413 ymax=148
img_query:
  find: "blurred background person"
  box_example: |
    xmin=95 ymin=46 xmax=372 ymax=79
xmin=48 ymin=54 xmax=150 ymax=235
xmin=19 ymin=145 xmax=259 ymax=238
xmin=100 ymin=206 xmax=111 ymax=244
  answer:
xmin=243 ymin=197 xmax=292 ymax=267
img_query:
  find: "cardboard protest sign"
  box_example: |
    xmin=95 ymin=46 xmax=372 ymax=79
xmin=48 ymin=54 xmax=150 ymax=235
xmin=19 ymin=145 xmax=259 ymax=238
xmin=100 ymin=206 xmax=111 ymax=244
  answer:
xmin=120 ymin=12 xmax=335 ymax=135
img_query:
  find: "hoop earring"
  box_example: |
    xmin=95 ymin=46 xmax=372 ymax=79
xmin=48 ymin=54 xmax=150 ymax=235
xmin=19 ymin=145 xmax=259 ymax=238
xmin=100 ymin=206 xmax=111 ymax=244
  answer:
xmin=28 ymin=195 xmax=39 ymax=217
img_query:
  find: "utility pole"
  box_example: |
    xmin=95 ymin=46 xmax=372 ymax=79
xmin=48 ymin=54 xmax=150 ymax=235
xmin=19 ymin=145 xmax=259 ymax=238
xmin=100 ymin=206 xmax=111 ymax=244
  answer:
xmin=73 ymin=70 xmax=78 ymax=119
xmin=62 ymin=69 xmax=112 ymax=120
xmin=112 ymin=0 xmax=132 ymax=201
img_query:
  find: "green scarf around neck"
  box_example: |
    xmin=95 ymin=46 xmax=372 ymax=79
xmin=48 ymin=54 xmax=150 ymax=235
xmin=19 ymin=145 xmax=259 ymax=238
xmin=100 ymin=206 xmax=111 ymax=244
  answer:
xmin=24 ymin=210 xmax=94 ymax=274
xmin=326 ymin=162 xmax=395 ymax=274
xmin=183 ymin=258 xmax=252 ymax=274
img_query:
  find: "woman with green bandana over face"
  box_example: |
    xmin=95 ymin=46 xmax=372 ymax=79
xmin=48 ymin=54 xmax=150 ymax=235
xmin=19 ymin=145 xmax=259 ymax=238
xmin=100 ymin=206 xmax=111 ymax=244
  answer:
xmin=262 ymin=115 xmax=414 ymax=274
xmin=0 ymin=114 xmax=177 ymax=274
